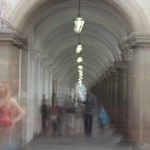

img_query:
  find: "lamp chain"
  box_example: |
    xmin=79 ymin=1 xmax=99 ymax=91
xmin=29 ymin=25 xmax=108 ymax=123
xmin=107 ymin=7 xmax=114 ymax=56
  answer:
xmin=78 ymin=34 xmax=81 ymax=44
xmin=78 ymin=0 xmax=81 ymax=16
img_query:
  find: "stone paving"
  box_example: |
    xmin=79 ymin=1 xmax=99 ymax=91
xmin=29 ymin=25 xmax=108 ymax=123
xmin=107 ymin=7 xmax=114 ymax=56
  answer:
xmin=24 ymin=115 xmax=132 ymax=150
xmin=24 ymin=129 xmax=132 ymax=150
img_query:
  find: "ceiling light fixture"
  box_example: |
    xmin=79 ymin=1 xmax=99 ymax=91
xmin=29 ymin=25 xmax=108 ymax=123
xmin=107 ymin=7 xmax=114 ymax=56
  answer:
xmin=77 ymin=56 xmax=83 ymax=63
xmin=76 ymin=44 xmax=82 ymax=54
xmin=78 ymin=65 xmax=83 ymax=70
xmin=74 ymin=0 xmax=85 ymax=33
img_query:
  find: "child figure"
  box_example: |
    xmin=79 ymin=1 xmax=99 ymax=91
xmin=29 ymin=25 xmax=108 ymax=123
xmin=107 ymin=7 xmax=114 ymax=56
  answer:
xmin=97 ymin=103 xmax=109 ymax=134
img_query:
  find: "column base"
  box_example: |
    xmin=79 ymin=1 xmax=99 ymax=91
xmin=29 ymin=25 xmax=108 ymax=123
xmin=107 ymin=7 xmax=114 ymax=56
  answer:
xmin=121 ymin=129 xmax=132 ymax=141
xmin=113 ymin=123 xmax=125 ymax=135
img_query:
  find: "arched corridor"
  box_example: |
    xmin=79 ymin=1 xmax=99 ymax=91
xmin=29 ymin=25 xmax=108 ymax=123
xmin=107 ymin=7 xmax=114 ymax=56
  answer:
xmin=0 ymin=0 xmax=150 ymax=150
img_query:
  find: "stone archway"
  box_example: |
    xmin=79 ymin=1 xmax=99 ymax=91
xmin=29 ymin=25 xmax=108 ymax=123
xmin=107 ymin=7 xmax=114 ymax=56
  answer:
xmin=8 ymin=1 xmax=149 ymax=87
xmin=4 ymin=0 xmax=150 ymax=147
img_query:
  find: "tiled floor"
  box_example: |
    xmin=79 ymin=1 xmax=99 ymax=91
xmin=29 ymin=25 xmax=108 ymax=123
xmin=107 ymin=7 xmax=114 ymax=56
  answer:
xmin=24 ymin=115 xmax=132 ymax=150
xmin=24 ymin=130 xmax=132 ymax=150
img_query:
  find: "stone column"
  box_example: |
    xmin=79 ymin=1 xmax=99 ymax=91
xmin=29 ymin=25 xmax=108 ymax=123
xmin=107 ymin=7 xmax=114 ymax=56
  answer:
xmin=45 ymin=64 xmax=49 ymax=99
xmin=54 ymin=78 xmax=58 ymax=98
xmin=98 ymin=82 xmax=101 ymax=98
xmin=103 ymin=75 xmax=108 ymax=108
xmin=107 ymin=71 xmax=113 ymax=118
xmin=58 ymin=76 xmax=61 ymax=100
xmin=95 ymin=83 xmax=99 ymax=98
xmin=101 ymin=79 xmax=105 ymax=104
xmin=30 ymin=52 xmax=36 ymax=137
xmin=115 ymin=61 xmax=126 ymax=133
xmin=118 ymin=47 xmax=133 ymax=143
xmin=99 ymin=80 xmax=102 ymax=101
xmin=120 ymin=33 xmax=150 ymax=149
xmin=59 ymin=76 xmax=62 ymax=103
xmin=105 ymin=71 xmax=112 ymax=115
xmin=40 ymin=61 xmax=44 ymax=97
xmin=99 ymin=80 xmax=103 ymax=102
xmin=0 ymin=37 xmax=20 ymax=81
xmin=0 ymin=33 xmax=29 ymax=145
xmin=101 ymin=80 xmax=105 ymax=103
xmin=48 ymin=66 xmax=53 ymax=105
xmin=110 ymin=67 xmax=118 ymax=124
xmin=105 ymin=74 xmax=109 ymax=111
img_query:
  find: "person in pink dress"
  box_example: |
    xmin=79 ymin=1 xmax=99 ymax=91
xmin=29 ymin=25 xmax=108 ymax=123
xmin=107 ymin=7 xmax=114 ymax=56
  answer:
xmin=0 ymin=82 xmax=25 ymax=150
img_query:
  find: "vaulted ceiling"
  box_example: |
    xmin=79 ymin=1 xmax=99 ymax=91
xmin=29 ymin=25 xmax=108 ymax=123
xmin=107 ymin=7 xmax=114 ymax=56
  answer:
xmin=10 ymin=0 xmax=149 ymax=87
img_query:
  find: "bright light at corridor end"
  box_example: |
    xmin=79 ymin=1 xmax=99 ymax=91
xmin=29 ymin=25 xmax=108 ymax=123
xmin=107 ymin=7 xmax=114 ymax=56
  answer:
xmin=74 ymin=17 xmax=85 ymax=33
xmin=78 ymin=80 xmax=82 ymax=86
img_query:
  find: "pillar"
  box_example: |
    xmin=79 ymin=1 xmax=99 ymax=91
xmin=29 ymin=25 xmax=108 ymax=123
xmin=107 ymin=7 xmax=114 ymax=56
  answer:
xmin=48 ymin=66 xmax=53 ymax=105
xmin=107 ymin=70 xmax=113 ymax=118
xmin=121 ymin=33 xmax=150 ymax=148
xmin=0 ymin=32 xmax=28 ymax=146
xmin=103 ymin=75 xmax=107 ymax=108
xmin=110 ymin=67 xmax=118 ymax=124
xmin=115 ymin=61 xmax=126 ymax=133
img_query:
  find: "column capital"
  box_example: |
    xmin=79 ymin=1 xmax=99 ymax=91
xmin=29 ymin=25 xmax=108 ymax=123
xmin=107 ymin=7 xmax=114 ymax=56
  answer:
xmin=101 ymin=72 xmax=107 ymax=81
xmin=119 ymin=32 xmax=150 ymax=61
xmin=109 ymin=67 xmax=118 ymax=81
xmin=119 ymin=32 xmax=150 ymax=50
xmin=109 ymin=67 xmax=117 ymax=73
xmin=98 ymin=78 xmax=103 ymax=83
xmin=127 ymin=32 xmax=150 ymax=48
xmin=121 ymin=49 xmax=133 ymax=62
xmin=0 ymin=32 xmax=27 ymax=50
xmin=0 ymin=18 xmax=28 ymax=49
xmin=30 ymin=50 xmax=38 ymax=60
xmin=106 ymin=70 xmax=111 ymax=77
xmin=48 ymin=65 xmax=54 ymax=71
xmin=115 ymin=61 xmax=126 ymax=70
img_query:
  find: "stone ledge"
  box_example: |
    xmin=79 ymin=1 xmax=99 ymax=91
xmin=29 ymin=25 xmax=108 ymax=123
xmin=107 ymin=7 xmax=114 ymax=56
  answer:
xmin=119 ymin=32 xmax=150 ymax=51
xmin=115 ymin=61 xmax=126 ymax=69
xmin=127 ymin=32 xmax=150 ymax=48
xmin=0 ymin=33 xmax=27 ymax=50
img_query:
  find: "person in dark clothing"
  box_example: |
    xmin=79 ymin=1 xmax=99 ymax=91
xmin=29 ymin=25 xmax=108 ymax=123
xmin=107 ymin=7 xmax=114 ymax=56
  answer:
xmin=41 ymin=94 xmax=48 ymax=131
xmin=83 ymin=90 xmax=97 ymax=136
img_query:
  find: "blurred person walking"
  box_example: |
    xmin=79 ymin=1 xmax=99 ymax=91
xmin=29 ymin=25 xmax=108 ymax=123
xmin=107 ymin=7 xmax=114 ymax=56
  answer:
xmin=40 ymin=94 xmax=48 ymax=131
xmin=83 ymin=90 xmax=97 ymax=136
